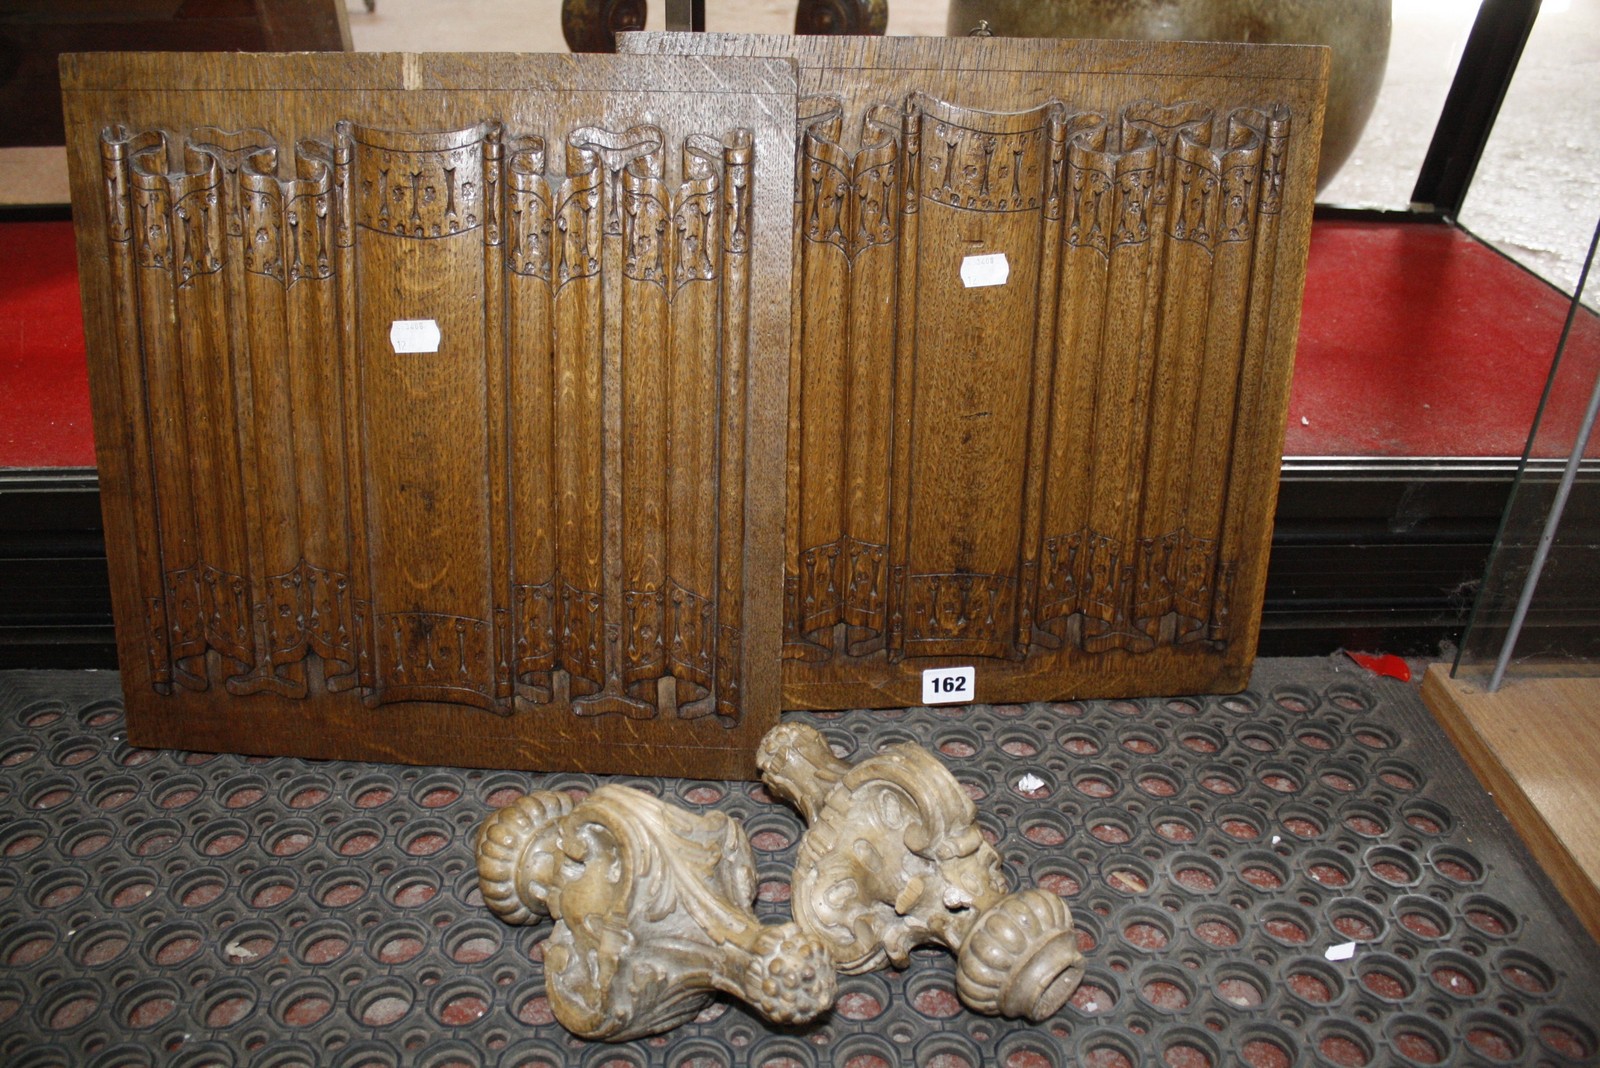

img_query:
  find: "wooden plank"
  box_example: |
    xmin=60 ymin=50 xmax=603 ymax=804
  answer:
xmin=622 ymin=33 xmax=1329 ymax=709
xmin=61 ymin=51 xmax=796 ymax=777
xmin=1420 ymin=663 xmax=1600 ymax=943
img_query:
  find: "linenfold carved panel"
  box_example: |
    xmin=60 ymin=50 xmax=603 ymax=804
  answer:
xmin=65 ymin=53 xmax=794 ymax=775
xmin=621 ymin=34 xmax=1328 ymax=707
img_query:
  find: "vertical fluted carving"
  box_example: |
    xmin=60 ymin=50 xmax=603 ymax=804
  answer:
xmin=786 ymin=100 xmax=901 ymax=663
xmin=1211 ymin=107 xmax=1292 ymax=644
xmin=893 ymin=96 xmax=1062 ymax=663
xmin=101 ymin=117 xmax=756 ymax=727
xmin=773 ymin=92 xmax=1297 ymax=678
xmin=101 ymin=128 xmax=172 ymax=691
xmin=342 ymin=120 xmax=503 ymax=712
xmin=118 ymin=131 xmax=238 ymax=690
xmin=714 ymin=130 xmax=753 ymax=719
xmin=663 ymin=138 xmax=725 ymax=716
xmin=507 ymin=135 xmax=559 ymax=706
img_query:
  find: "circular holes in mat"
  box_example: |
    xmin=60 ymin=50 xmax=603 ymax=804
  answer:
xmin=0 ymin=921 xmax=57 ymax=970
xmin=1189 ymin=906 xmax=1244 ymax=950
xmin=1461 ymin=1011 xmax=1525 ymax=1064
xmin=1213 ymin=961 xmax=1270 ymax=1010
xmin=294 ymin=920 xmax=355 ymax=967
xmin=1119 ymin=906 xmax=1175 ymax=954
xmin=1460 ymin=894 xmax=1520 ymax=939
xmin=1148 ymin=806 xmax=1203 ymax=846
xmin=1136 ymin=964 xmax=1196 ymax=1014
xmin=1327 ymin=898 xmax=1387 ymax=943
xmin=1426 ymin=949 xmax=1488 ymax=1000
xmin=1385 ymin=1014 xmax=1451 ymax=1067
xmin=1313 ymin=1019 xmax=1375 ymax=1066
xmin=1534 ymin=1009 xmax=1598 ymax=1062
xmin=198 ymin=979 xmax=258 ymax=1031
xmin=1260 ymin=904 xmax=1318 ymax=951
xmin=1496 ymin=949 xmax=1556 ymax=997
xmin=1354 ymin=953 xmax=1417 ymax=1003
xmin=271 ymin=976 xmax=337 ymax=1029
xmin=1393 ymin=895 xmax=1454 ymax=943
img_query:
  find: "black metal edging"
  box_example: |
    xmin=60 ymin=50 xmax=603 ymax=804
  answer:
xmin=1260 ymin=458 xmax=1529 ymax=658
xmin=0 ymin=203 xmax=72 ymax=224
xmin=0 ymin=468 xmax=114 ymax=669
xmin=1410 ymin=0 xmax=1542 ymax=220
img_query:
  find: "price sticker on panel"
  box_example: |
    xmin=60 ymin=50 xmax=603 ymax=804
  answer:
xmin=390 ymin=319 xmax=441 ymax=354
xmin=960 ymin=252 xmax=1009 ymax=288
xmin=923 ymin=665 xmax=975 ymax=706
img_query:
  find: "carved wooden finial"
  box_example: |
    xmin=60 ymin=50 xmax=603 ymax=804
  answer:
xmin=759 ymin=722 xmax=1086 ymax=1019
xmin=477 ymin=784 xmax=837 ymax=1040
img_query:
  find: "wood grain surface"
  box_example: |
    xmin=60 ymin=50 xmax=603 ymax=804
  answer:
xmin=62 ymin=52 xmax=796 ymax=777
xmin=1421 ymin=664 xmax=1600 ymax=943
xmin=623 ymin=33 xmax=1329 ymax=710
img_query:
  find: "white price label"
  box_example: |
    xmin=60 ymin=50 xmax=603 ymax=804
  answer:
xmin=960 ymin=252 xmax=1009 ymax=288
xmin=389 ymin=319 xmax=441 ymax=354
xmin=922 ymin=665 xmax=975 ymax=706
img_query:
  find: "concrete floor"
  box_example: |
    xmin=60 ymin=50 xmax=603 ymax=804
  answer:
xmin=3 ymin=0 xmax=1596 ymax=301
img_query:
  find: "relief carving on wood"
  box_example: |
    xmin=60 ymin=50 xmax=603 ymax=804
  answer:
xmin=477 ymin=786 xmax=837 ymax=1039
xmin=66 ymin=54 xmax=794 ymax=775
xmin=102 ymin=119 xmax=750 ymax=715
xmin=795 ymin=95 xmax=1291 ymax=678
xmin=620 ymin=34 xmax=1328 ymax=708
xmin=758 ymin=723 xmax=1086 ymax=1019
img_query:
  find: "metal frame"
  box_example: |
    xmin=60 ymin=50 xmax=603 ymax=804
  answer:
xmin=1471 ymin=212 xmax=1600 ymax=687
xmin=1411 ymin=0 xmax=1542 ymax=220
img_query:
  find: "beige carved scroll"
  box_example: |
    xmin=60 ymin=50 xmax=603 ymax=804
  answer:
xmin=477 ymin=786 xmax=838 ymax=1039
xmin=758 ymin=723 xmax=1086 ymax=1020
xmin=620 ymin=33 xmax=1328 ymax=708
xmin=65 ymin=53 xmax=794 ymax=776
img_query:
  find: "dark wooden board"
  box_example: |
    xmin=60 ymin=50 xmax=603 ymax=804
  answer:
xmin=2 ymin=0 xmax=352 ymax=147
xmin=62 ymin=52 xmax=796 ymax=777
xmin=622 ymin=33 xmax=1329 ymax=710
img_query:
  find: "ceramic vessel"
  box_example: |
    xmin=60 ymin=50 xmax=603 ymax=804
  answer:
xmin=945 ymin=0 xmax=1391 ymax=189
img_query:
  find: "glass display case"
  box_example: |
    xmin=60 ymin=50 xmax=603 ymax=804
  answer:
xmin=1455 ymin=216 xmax=1600 ymax=684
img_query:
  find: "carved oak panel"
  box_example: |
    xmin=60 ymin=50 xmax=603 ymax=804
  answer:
xmin=63 ymin=53 xmax=795 ymax=776
xmin=622 ymin=34 xmax=1328 ymax=708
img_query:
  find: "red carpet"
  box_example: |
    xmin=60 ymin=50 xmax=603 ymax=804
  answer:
xmin=2 ymin=217 xmax=1596 ymax=470
xmin=1288 ymin=219 xmax=1600 ymax=459
xmin=1 ymin=220 xmax=94 ymax=468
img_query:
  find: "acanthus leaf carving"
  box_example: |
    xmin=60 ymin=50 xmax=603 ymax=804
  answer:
xmin=477 ymin=786 xmax=837 ymax=1040
xmin=758 ymin=723 xmax=1086 ymax=1019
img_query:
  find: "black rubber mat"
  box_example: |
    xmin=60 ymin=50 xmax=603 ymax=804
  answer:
xmin=2 ymin=659 xmax=1597 ymax=1067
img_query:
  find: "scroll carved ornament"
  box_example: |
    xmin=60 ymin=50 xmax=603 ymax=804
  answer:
xmin=758 ymin=723 xmax=1087 ymax=1020
xmin=476 ymin=786 xmax=837 ymax=1040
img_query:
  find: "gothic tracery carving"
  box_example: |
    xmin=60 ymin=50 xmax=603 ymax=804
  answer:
xmin=100 ymin=118 xmax=756 ymax=721
xmin=781 ymin=94 xmax=1292 ymax=668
